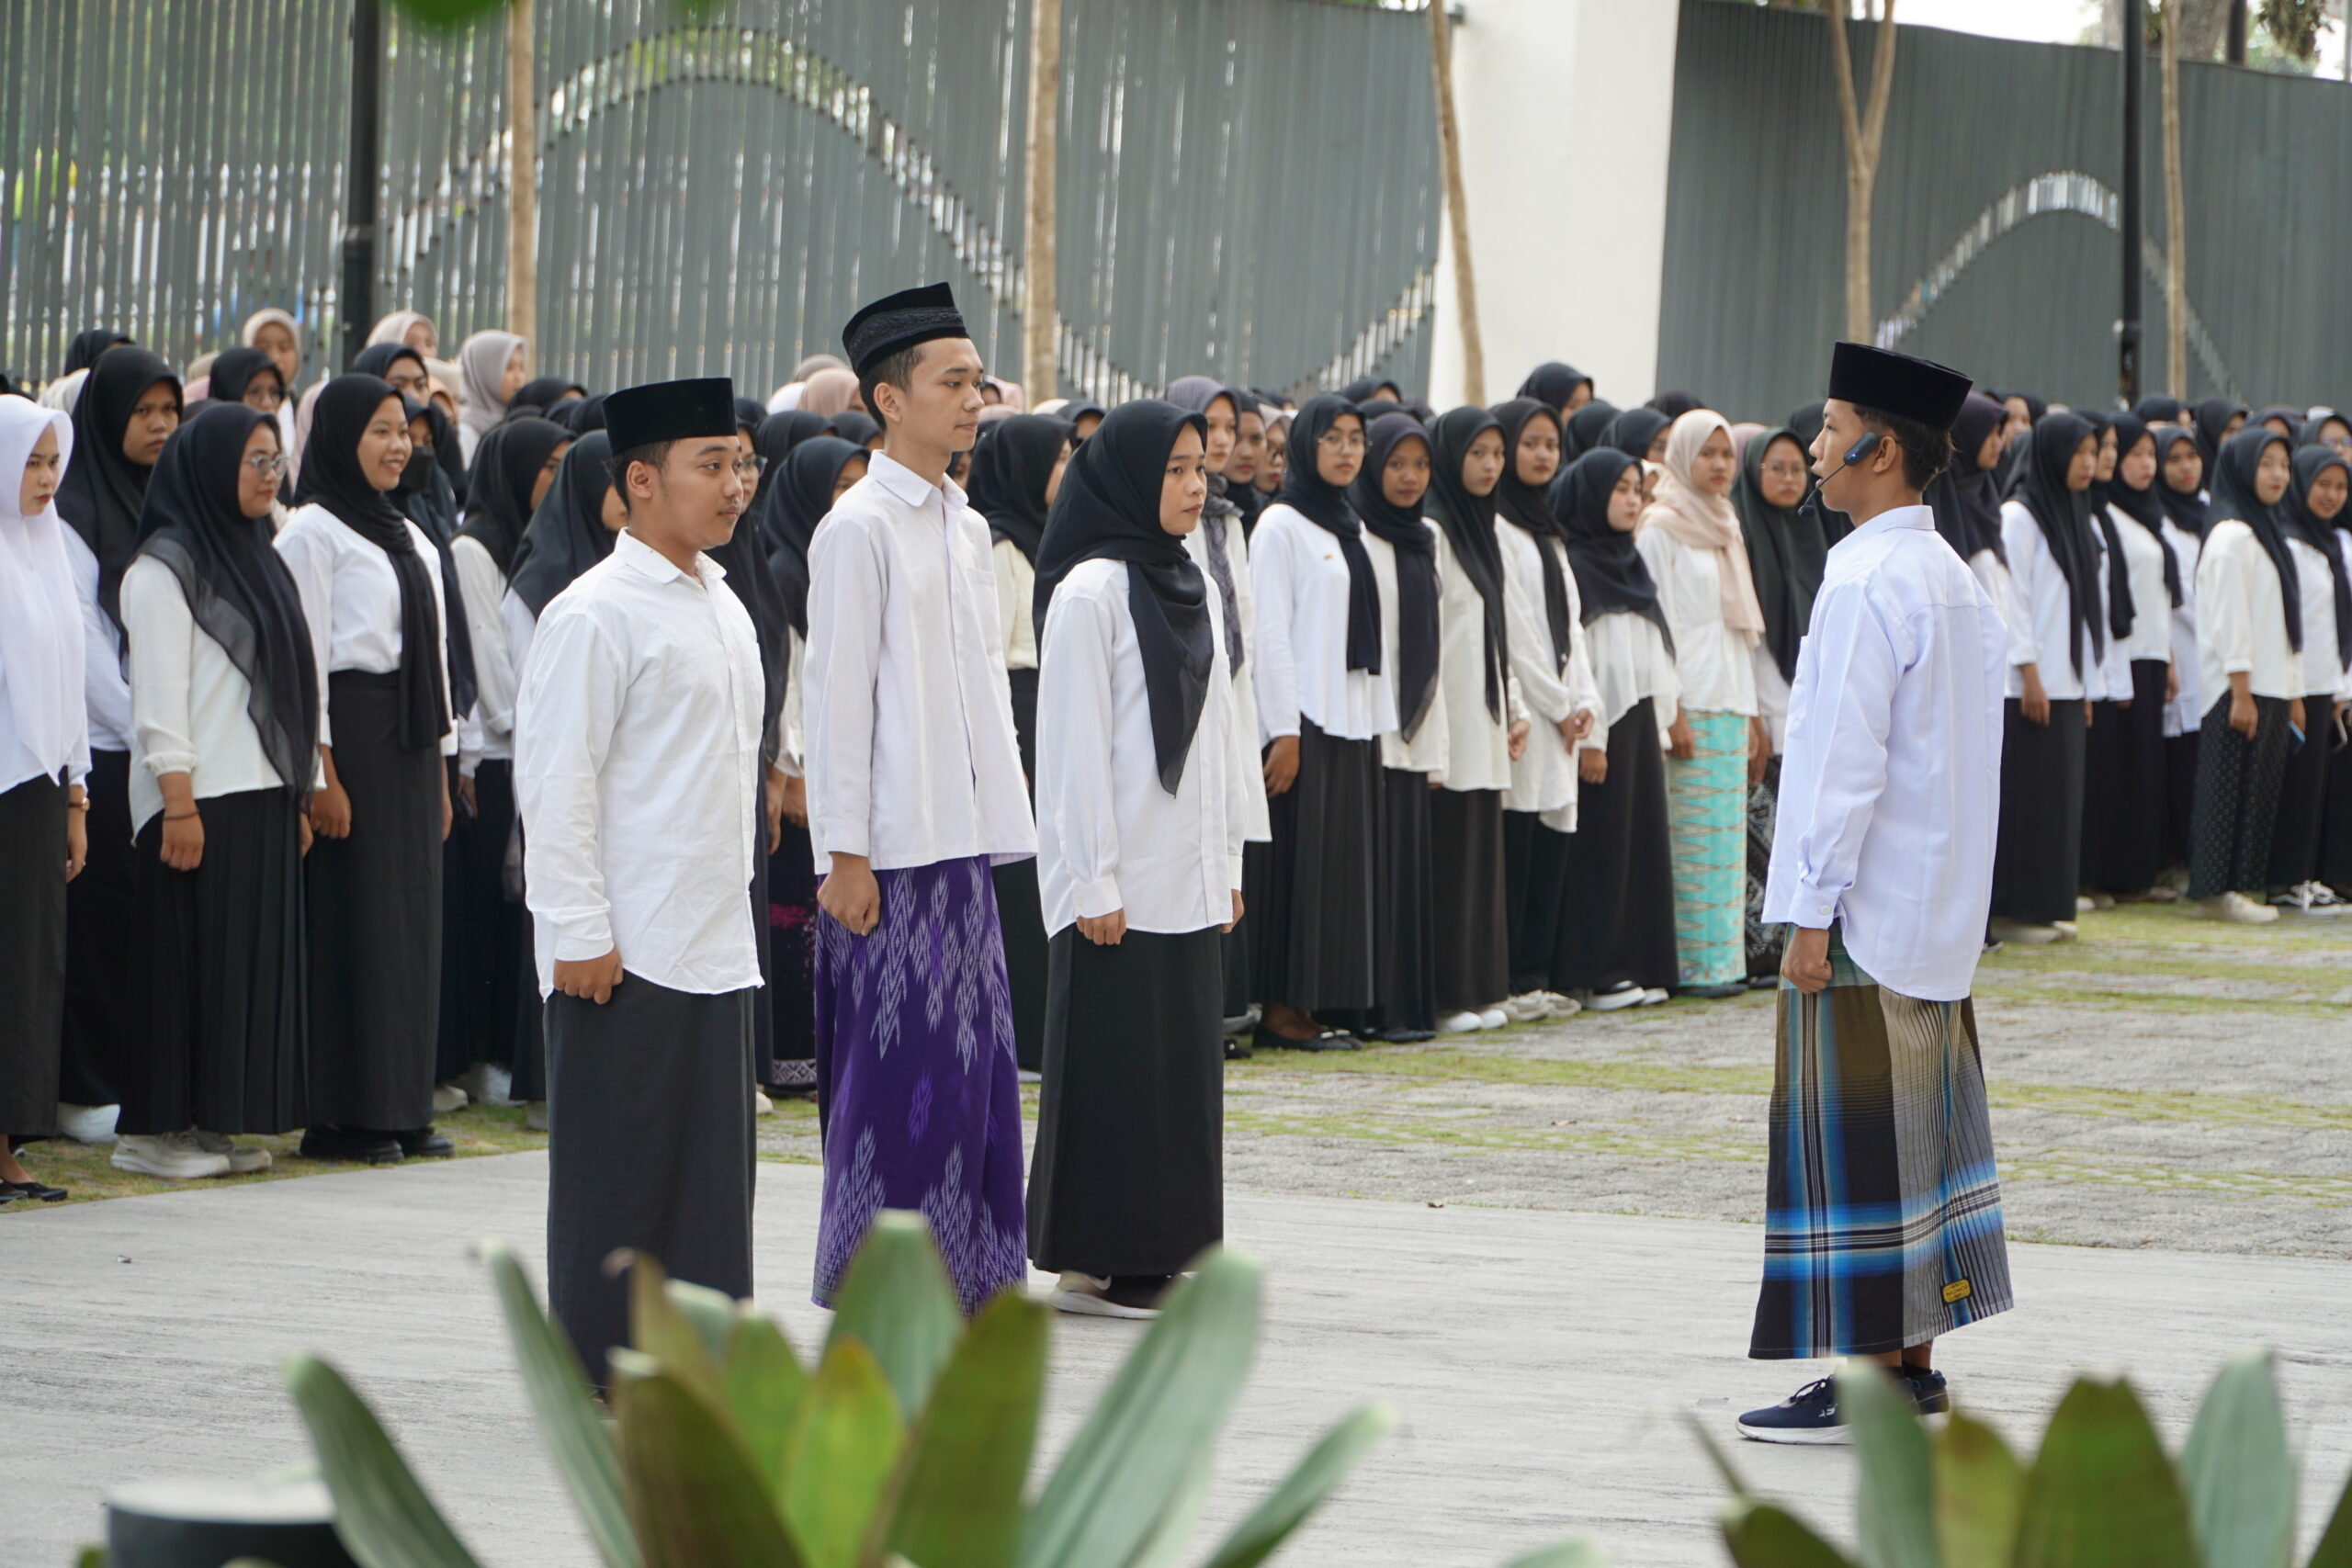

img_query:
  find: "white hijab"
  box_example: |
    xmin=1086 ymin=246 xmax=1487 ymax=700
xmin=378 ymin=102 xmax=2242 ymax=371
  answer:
xmin=38 ymin=370 xmax=86 ymax=412
xmin=458 ymin=330 xmax=526 ymax=446
xmin=0 ymin=395 xmax=86 ymax=780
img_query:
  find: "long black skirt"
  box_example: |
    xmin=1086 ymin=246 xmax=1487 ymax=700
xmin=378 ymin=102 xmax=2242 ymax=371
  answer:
xmin=1991 ymin=696 xmax=2086 ymax=924
xmin=2265 ymin=697 xmax=2332 ymax=888
xmin=1365 ymin=768 xmax=1436 ymax=1032
xmin=436 ymin=758 xmax=513 ymax=1083
xmin=2165 ymin=731 xmax=2199 ymax=870
xmin=766 ymin=818 xmax=819 ymax=1089
xmin=126 ymin=788 xmax=306 ymax=1136
xmin=2189 ymin=693 xmax=2290 ymax=900
xmin=2081 ymin=661 xmax=2170 ymax=895
xmin=511 ymin=911 xmax=548 ymax=1103
xmin=1501 ymin=811 xmax=1569 ymax=998
xmin=1250 ymin=720 xmax=1382 ymax=1012
xmin=546 ymin=974 xmax=754 ymax=1387
xmin=1027 ymin=926 xmax=1223 ymax=1277
xmin=2322 ymin=725 xmax=2352 ymax=892
xmin=307 ymin=671 xmax=444 ymax=1131
xmin=1430 ymin=787 xmax=1509 ymax=1013
xmin=0 ymin=774 xmax=67 ymax=1135
xmin=1223 ymin=843 xmax=1264 ymax=1017
xmin=998 ymin=667 xmax=1048 ymax=1071
xmin=1553 ymin=698 xmax=1678 ymax=993
xmin=61 ymin=747 xmax=132 ymax=1108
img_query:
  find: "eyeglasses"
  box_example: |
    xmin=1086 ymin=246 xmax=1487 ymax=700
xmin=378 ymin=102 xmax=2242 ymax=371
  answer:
xmin=243 ymin=452 xmax=288 ymax=479
xmin=1760 ymin=460 xmax=1809 ymax=481
xmin=243 ymin=388 xmax=285 ymax=412
xmin=731 ymin=456 xmax=766 ymax=479
xmin=1316 ymin=430 xmax=1367 ymax=452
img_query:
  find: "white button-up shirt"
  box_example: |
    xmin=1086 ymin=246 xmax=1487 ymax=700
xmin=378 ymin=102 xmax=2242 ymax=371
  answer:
xmin=2287 ymin=536 xmax=2349 ymax=700
xmin=1035 ymin=559 xmax=1250 ymax=935
xmin=1363 ymin=521 xmax=1450 ymax=776
xmin=1430 ymin=526 xmax=1526 ymax=795
xmin=62 ymin=529 xmax=131 ymax=751
xmin=1183 ymin=510 xmax=1272 ymax=841
xmin=1764 ymin=504 xmax=2006 ymax=1002
xmin=1636 ymin=526 xmax=1760 ymax=717
xmin=2162 ymin=521 xmax=2203 ymax=736
xmin=275 ymin=503 xmax=457 ymax=755
xmin=449 ymin=535 xmax=518 ymax=770
xmin=802 ymin=451 xmax=1035 ymax=874
xmin=2196 ymin=520 xmax=2302 ymax=704
xmin=1249 ymin=502 xmax=1398 ymax=741
xmin=2102 ymin=508 xmax=2177 ymax=668
xmin=514 ymin=531 xmax=764 ymax=996
xmin=1495 ymin=517 xmax=1602 ymax=820
xmin=1997 ymin=499 xmax=2109 ymax=701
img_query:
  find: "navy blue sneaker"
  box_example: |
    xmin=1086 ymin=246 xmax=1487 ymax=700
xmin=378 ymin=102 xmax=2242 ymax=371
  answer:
xmin=1736 ymin=1376 xmax=1849 ymax=1444
xmin=1900 ymin=1365 xmax=1951 ymax=1415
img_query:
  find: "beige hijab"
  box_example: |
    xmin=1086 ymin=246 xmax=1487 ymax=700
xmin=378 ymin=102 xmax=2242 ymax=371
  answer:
xmin=798 ymin=367 xmax=861 ymax=418
xmin=368 ymin=310 xmax=439 ymax=355
xmin=1640 ymin=408 xmax=1764 ymax=648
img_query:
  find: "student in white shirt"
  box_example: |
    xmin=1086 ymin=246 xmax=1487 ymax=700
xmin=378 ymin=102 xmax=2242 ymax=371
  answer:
xmin=1742 ymin=343 xmax=2011 ymax=1443
xmin=114 ymin=404 xmax=318 ymax=1181
xmin=1637 ymin=409 xmax=1767 ymax=998
xmin=277 ymin=374 xmax=457 ymax=1167
xmin=1027 ymin=400 xmax=1245 ymax=1320
xmin=2083 ymin=414 xmax=2186 ymax=903
xmin=517 ymin=378 xmax=763 ymax=1387
xmin=2262 ymin=446 xmax=2352 ymax=910
xmin=804 ymin=283 xmax=1035 ymax=1314
xmin=2152 ymin=422 xmax=2211 ymax=869
xmin=0 ymin=396 xmax=90 ymax=1201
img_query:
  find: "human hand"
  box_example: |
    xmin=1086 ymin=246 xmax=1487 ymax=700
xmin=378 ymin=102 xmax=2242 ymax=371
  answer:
xmin=161 ymin=808 xmax=205 ymax=872
xmin=1507 ymin=718 xmax=1530 ymax=761
xmin=2019 ymin=665 xmax=2050 ymax=727
xmin=1667 ymin=716 xmax=1696 ymax=760
xmin=554 ymin=947 xmax=624 ymax=1004
xmin=311 ymin=779 xmax=353 ymax=838
xmin=64 ymin=799 xmax=87 ymax=881
xmin=818 ymin=854 xmax=882 ymax=936
xmin=2165 ymin=663 xmax=2180 ymax=704
xmin=1780 ymin=925 xmax=1832 ymax=995
xmin=1262 ymin=735 xmax=1300 ymax=796
xmin=781 ymin=773 xmax=808 ymax=829
xmin=1223 ymin=888 xmax=1243 ymax=934
xmin=1078 ymin=908 xmax=1127 ymax=945
xmin=299 ymin=813 xmax=313 ymax=856
xmin=764 ymin=766 xmax=787 ymax=854
xmin=1747 ymin=716 xmax=1771 ymax=784
xmin=2229 ymin=689 xmax=2258 ymax=739
xmin=1578 ymin=747 xmax=1607 ymax=785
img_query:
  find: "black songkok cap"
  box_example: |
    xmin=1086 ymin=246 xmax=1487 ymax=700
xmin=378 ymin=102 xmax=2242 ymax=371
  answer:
xmin=1826 ymin=342 xmax=1973 ymax=433
xmin=842 ymin=282 xmax=969 ymax=376
xmin=604 ymin=377 xmax=738 ymax=454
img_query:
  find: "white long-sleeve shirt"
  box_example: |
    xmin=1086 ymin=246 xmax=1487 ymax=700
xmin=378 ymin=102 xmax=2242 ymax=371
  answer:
xmin=1636 ymin=526 xmax=1759 ymax=717
xmin=1035 ymin=558 xmax=1250 ymax=935
xmin=1183 ymin=510 xmax=1272 ymax=841
xmin=1248 ymin=502 xmax=1398 ymax=742
xmin=1363 ymin=521 xmax=1450 ymax=776
xmin=2195 ymin=520 xmax=2302 ymax=705
xmin=274 ymin=503 xmax=457 ymax=756
xmin=2286 ymin=537 xmax=2350 ymax=701
xmin=1430 ymin=526 xmax=1526 ymax=795
xmin=1577 ymin=610 xmax=1679 ymax=750
xmin=991 ymin=538 xmax=1039 ymax=672
xmin=801 ymin=452 xmax=1035 ymax=874
xmin=449 ymin=536 xmax=518 ymax=771
xmin=1764 ymin=504 xmax=2006 ymax=1003
xmin=62 ymin=528 xmax=131 ymax=751
xmin=2163 ymin=521 xmax=2203 ymax=736
xmin=514 ymin=531 xmax=763 ymax=996
xmin=2101 ymin=508 xmax=2177 ymax=670
xmin=1494 ymin=517 xmax=1600 ymax=820
xmin=1997 ymin=499 xmax=2107 ymax=701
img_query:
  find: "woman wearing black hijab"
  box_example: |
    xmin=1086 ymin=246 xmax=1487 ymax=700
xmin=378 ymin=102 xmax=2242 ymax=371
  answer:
xmin=1645 ymin=390 xmax=1702 ymax=422
xmin=1560 ymin=400 xmax=1619 ymax=465
xmin=2188 ymin=428 xmax=2303 ymax=920
xmin=1517 ymin=362 xmax=1594 ymax=423
xmin=1025 ymin=400 xmax=1238 ymax=1317
xmin=64 ymin=328 xmax=132 ymax=375
xmin=1600 ymin=406 xmax=1671 ymax=465
xmin=1990 ymin=412 xmax=2105 ymax=941
xmin=2317 ymin=453 xmax=2352 ymax=895
xmin=829 ymin=410 xmax=883 ymax=451
xmin=353 ymin=342 xmax=467 ymax=510
xmin=276 ymin=374 xmax=456 ymax=1164
xmin=54 ymin=346 xmax=181 ymax=1131
xmin=2150 ymin=422 xmax=2211 ymax=870
xmin=1339 ymin=376 xmax=1404 ymax=406
xmin=115 ymin=404 xmax=317 ymax=1179
xmin=514 ymin=377 xmax=587 ymax=420
xmin=2263 ymin=445 xmax=2352 ymax=909
xmin=1552 ymin=447 xmax=1680 ymax=1006
xmin=2190 ymin=399 xmax=2247 ymax=481
xmin=1245 ymin=394 xmax=1388 ymax=1050
xmin=2135 ymin=394 xmax=2188 ymax=425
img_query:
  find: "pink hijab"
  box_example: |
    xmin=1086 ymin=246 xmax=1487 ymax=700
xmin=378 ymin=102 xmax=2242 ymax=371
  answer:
xmin=1640 ymin=408 xmax=1764 ymax=648
xmin=798 ymin=368 xmax=861 ymax=418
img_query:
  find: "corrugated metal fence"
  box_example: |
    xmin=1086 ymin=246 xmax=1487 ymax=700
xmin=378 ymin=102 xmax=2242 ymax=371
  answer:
xmin=1657 ymin=0 xmax=2352 ymax=420
xmin=1 ymin=0 xmax=1438 ymax=402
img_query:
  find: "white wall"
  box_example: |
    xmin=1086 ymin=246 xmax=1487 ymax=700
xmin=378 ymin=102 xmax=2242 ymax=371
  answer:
xmin=1428 ymin=0 xmax=1682 ymax=411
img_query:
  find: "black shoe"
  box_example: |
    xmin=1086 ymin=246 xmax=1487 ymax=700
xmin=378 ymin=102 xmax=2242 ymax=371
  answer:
xmin=299 ymin=1126 xmax=402 ymax=1165
xmin=1364 ymin=1026 xmax=1437 ymax=1043
xmin=1685 ymin=982 xmax=1747 ymax=1001
xmin=396 ymin=1126 xmax=456 ymax=1159
xmin=3 ymin=1179 xmax=66 ymax=1201
xmin=1224 ymin=1038 xmax=1254 ymax=1061
xmin=1900 ymin=1365 xmax=1951 ymax=1415
xmin=1736 ymin=1376 xmax=1849 ymax=1444
xmin=1746 ymin=975 xmax=1780 ymax=991
xmin=1250 ymin=1022 xmax=1361 ymax=1053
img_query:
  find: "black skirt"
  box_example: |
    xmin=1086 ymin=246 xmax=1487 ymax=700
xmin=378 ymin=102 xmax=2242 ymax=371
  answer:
xmin=436 ymin=759 xmax=506 ymax=1083
xmin=1224 ymin=843 xmax=1265 ymax=1017
xmin=457 ymin=760 xmax=526 ymax=1087
xmin=1553 ymin=698 xmax=1679 ymax=993
xmin=1430 ymin=787 xmax=1509 ymax=1012
xmin=998 ymin=667 xmax=1048 ymax=1070
xmin=1992 ymin=696 xmax=2086 ymax=924
xmin=62 ymin=747 xmax=133 ymax=1108
xmin=126 ymin=788 xmax=307 ymax=1136
xmin=766 ymin=819 xmax=818 ymax=1089
xmin=2165 ymin=730 xmax=2199 ymax=871
xmin=1250 ymin=719 xmax=1382 ymax=1012
xmin=2081 ymin=661 xmax=2170 ymax=896
xmin=2189 ymin=693 xmax=2291 ymax=899
xmin=307 ymin=670 xmax=445 ymax=1131
xmin=1366 ymin=768 xmax=1435 ymax=1032
xmin=546 ymin=974 xmax=754 ymax=1387
xmin=2322 ymin=724 xmax=2352 ymax=892
xmin=1027 ymin=925 xmax=1223 ymax=1277
xmin=1502 ymin=810 xmax=1571 ymax=998
xmin=2266 ymin=696 xmax=2333 ymax=888
xmin=0 ymin=773 xmax=67 ymax=1134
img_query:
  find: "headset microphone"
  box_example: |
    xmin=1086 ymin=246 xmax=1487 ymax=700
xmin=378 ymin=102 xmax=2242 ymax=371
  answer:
xmin=1799 ymin=430 xmax=1883 ymax=525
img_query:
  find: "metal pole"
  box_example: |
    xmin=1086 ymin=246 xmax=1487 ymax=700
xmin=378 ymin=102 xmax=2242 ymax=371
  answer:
xmin=1428 ymin=0 xmax=1483 ymax=405
xmin=505 ymin=0 xmax=537 ymax=343
xmin=2224 ymin=0 xmax=2246 ymax=63
xmin=2120 ymin=0 xmax=2143 ymax=406
xmin=339 ymin=0 xmax=381 ymax=372
xmin=1021 ymin=0 xmax=1062 ymax=405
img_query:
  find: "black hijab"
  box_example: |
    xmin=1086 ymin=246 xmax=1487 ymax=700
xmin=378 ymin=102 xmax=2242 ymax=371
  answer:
xmin=1646 ymin=390 xmax=1701 ymax=421
xmin=387 ymin=395 xmax=479 ymax=717
xmin=1489 ymin=398 xmax=1574 ymax=671
xmin=2150 ymin=423 xmax=2210 ymax=539
xmin=1275 ymin=394 xmax=1382 ymax=673
xmin=457 ymin=416 xmax=571 ymax=577
xmin=1555 ymin=447 xmax=1671 ymax=651
xmin=350 ymin=342 xmax=467 ymax=507
xmin=2298 ymin=412 xmax=2349 ymax=451
xmin=967 ymin=413 xmax=1074 ymax=563
xmin=1162 ymin=378 xmax=1252 ymax=670
xmin=56 ymin=345 xmax=181 ymax=627
xmin=1422 ymin=406 xmax=1510 ymax=719
xmin=2284 ymin=446 xmax=2352 ymax=668
xmin=2134 ymin=395 xmax=2188 ymax=424
xmin=514 ymin=377 xmax=587 ymax=418
xmin=559 ymin=391 xmax=609 ymax=434
xmin=2210 ymin=427 xmax=2302 ymax=653
xmin=752 ymin=409 xmax=829 ymax=504
xmin=1517 ymin=362 xmax=1592 ymax=417
xmin=2012 ymin=411 xmax=2107 ymax=674
xmin=1350 ymin=412 xmax=1442 ymax=738
xmin=2076 ymin=411 xmax=2141 ymax=643
xmin=1600 ymin=406 xmax=1670 ymax=462
xmin=293 ymin=375 xmax=450 ymax=750
xmin=65 ymin=328 xmax=131 ymax=374
xmin=759 ymin=435 xmax=863 ymax=637
xmin=208 ymin=347 xmax=283 ymax=408
xmin=1786 ymin=401 xmax=1827 ymax=452
xmin=830 ymin=410 xmax=881 ymax=449
xmin=1561 ymin=399 xmax=1619 ymax=463
xmin=1339 ymin=376 xmax=1401 ymax=406
xmin=703 ymin=478 xmax=794 ymax=767
xmin=2099 ymin=413 xmax=2183 ymax=608
xmin=2251 ymin=404 xmax=2305 ymax=439
xmin=2191 ymin=398 xmax=2246 ymax=478
xmin=1734 ymin=427 xmax=1827 ymax=682
xmin=1928 ymin=391 xmax=2008 ymax=565
xmin=507 ymin=431 xmax=616 ymax=617
xmin=1033 ymin=400 xmax=1217 ymax=794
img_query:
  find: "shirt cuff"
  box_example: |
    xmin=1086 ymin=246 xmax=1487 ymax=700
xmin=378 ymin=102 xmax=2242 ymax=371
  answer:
xmin=546 ymin=908 xmax=616 ymax=963
xmin=1225 ymin=852 xmax=1247 ymax=892
xmin=815 ymin=816 xmax=869 ymax=860
xmin=1783 ymin=880 xmax=1842 ymax=930
xmin=141 ymin=749 xmax=198 ymax=776
xmin=1073 ymin=873 xmax=1122 ymax=920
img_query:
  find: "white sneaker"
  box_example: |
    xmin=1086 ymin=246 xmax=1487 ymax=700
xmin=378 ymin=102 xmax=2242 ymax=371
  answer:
xmin=752 ymin=1089 xmax=775 ymax=1115
xmin=1438 ymin=1011 xmax=1485 ymax=1035
xmin=1584 ymin=982 xmax=1645 ymax=1012
xmin=1476 ymin=1008 xmax=1510 ymax=1030
xmin=1639 ymin=987 xmax=1670 ymax=1006
xmin=1499 ymin=992 xmax=1548 ymax=1022
xmin=2205 ymin=892 xmax=2279 ymax=924
xmin=1047 ymin=1272 xmax=1163 ymax=1319
xmin=454 ymin=1062 xmax=514 ymax=1106
xmin=525 ymin=1100 xmax=550 ymax=1132
xmin=111 ymin=1131 xmax=232 ymax=1180
xmin=2051 ymin=920 xmax=2080 ymax=942
xmin=2288 ymin=882 xmax=2349 ymax=917
xmin=432 ymin=1083 xmax=469 ymax=1114
xmin=1536 ymin=990 xmax=1582 ymax=1019
xmin=2078 ymin=892 xmax=2115 ymax=911
xmin=1988 ymin=918 xmax=2060 ymax=945
xmin=190 ymin=1130 xmax=272 ymax=1174
xmin=55 ymin=1102 xmax=119 ymax=1145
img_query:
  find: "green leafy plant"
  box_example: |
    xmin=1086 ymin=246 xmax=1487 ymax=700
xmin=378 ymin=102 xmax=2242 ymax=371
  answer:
xmin=1691 ymin=1348 xmax=2352 ymax=1568
xmin=280 ymin=1211 xmax=1602 ymax=1568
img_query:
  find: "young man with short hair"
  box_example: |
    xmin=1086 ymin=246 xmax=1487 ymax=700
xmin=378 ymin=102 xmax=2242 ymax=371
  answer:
xmin=803 ymin=283 xmax=1035 ymax=1312
xmin=1738 ymin=343 xmax=2015 ymax=1442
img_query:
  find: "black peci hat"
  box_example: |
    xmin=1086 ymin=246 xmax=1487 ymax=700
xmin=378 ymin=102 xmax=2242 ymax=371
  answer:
xmin=842 ymin=282 xmax=970 ymax=376
xmin=603 ymin=377 xmax=738 ymax=454
xmin=1826 ymin=343 xmax=1973 ymax=433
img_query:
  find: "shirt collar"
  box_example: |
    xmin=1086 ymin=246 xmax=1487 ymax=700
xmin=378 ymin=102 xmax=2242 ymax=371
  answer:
xmin=868 ymin=448 xmax=969 ymax=513
xmin=1844 ymin=502 xmax=1935 ymax=543
xmin=614 ymin=527 xmax=724 ymax=587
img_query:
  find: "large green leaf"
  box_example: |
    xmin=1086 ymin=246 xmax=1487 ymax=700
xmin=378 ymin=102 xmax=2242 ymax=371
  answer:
xmin=724 ymin=1314 xmax=807 ymax=1495
xmin=1720 ymin=1499 xmax=1860 ymax=1568
xmin=1197 ymin=1404 xmax=1398 ymax=1568
xmin=1929 ymin=1410 xmax=2022 ymax=1568
xmin=2011 ymin=1376 xmax=2199 ymax=1568
xmin=825 ymin=1211 xmax=964 ymax=1423
xmin=280 ymin=1355 xmax=486 ymax=1568
xmin=876 ymin=1292 xmax=1048 ymax=1568
xmin=783 ymin=1335 xmax=909 ymax=1568
xmin=1019 ymin=1250 xmax=1261 ymax=1568
xmin=1836 ymin=1364 xmax=1936 ymax=1568
xmin=666 ymin=1279 xmax=742 ymax=1365
xmin=2180 ymin=1348 xmax=2295 ymax=1568
xmin=613 ymin=1366 xmax=807 ymax=1568
xmin=2308 ymin=1462 xmax=2352 ymax=1568
xmin=627 ymin=1255 xmax=727 ymax=1409
xmin=481 ymin=1242 xmax=640 ymax=1568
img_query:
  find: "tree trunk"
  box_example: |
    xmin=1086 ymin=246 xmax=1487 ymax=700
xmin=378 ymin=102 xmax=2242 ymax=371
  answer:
xmin=2162 ymin=0 xmax=2188 ymax=396
xmin=1427 ymin=0 xmax=1483 ymax=405
xmin=1826 ymin=0 xmax=1898 ymax=343
xmin=1021 ymin=0 xmax=1062 ymax=405
xmin=504 ymin=0 xmax=536 ymax=343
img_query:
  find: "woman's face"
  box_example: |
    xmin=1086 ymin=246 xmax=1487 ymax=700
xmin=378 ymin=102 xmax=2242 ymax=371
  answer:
xmin=1380 ymin=434 xmax=1432 ymax=512
xmin=1160 ymin=425 xmax=1209 ymax=536
xmin=17 ymin=425 xmax=62 ymax=513
xmin=1641 ymin=466 xmax=1661 ymax=506
xmin=1461 ymin=427 xmax=1506 ymax=497
xmin=1229 ymin=410 xmax=1265 ymax=485
xmin=2221 ymin=411 xmax=2245 ymax=443
xmin=404 ymin=320 xmax=438 ymax=355
xmin=1645 ymin=427 xmax=1670 ymax=464
xmin=1975 ymin=425 xmax=2006 ymax=470
xmin=1314 ymin=412 xmax=1366 ymax=488
xmin=1758 ymin=436 xmax=1809 ymax=510
xmin=1258 ymin=424 xmax=1287 ymax=490
xmin=1044 ymin=441 xmax=1073 ymax=507
xmin=382 ymin=355 xmax=430 ymax=402
xmin=2164 ymin=439 xmax=2202 ymax=495
xmin=1562 ymin=380 xmax=1592 ymax=413
xmin=241 ymin=367 xmax=287 ymax=414
xmin=2253 ymin=443 xmax=2291 ymax=504
xmin=407 ymin=414 xmax=434 ymax=454
xmin=2259 ymin=414 xmax=2294 ymax=439
xmin=2093 ymin=425 xmax=2119 ymax=483
xmin=501 ymin=344 xmax=528 ymax=402
xmin=831 ymin=456 xmax=868 ymax=503
xmin=2064 ymin=435 xmax=2098 ymax=491
xmin=237 ymin=423 xmax=283 ymax=519
xmin=254 ymin=321 xmax=300 ymax=386
xmin=1200 ymin=396 xmax=1237 ymax=476
xmin=123 ymin=381 xmax=180 ymax=467
xmin=1513 ymin=417 xmax=1561 ymax=488
xmin=1690 ymin=427 xmax=1736 ymax=497
xmin=532 ymin=439 xmax=572 ymax=511
xmin=1606 ymin=464 xmax=1644 ymax=533
xmin=2003 ymin=397 xmax=2032 ymax=441
xmin=2119 ymin=434 xmax=2157 ymax=491
xmin=2308 ymin=466 xmax=2349 ymax=521
xmin=356 ymin=395 xmax=413 ymax=491
xmin=2317 ymin=418 xmax=2352 ymax=457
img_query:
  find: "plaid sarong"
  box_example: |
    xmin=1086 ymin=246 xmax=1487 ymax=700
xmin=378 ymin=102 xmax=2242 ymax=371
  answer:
xmin=1749 ymin=931 xmax=2013 ymax=1359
